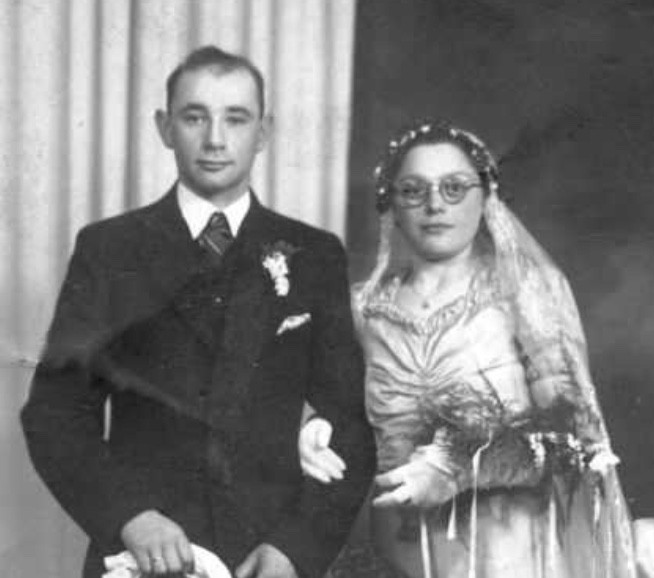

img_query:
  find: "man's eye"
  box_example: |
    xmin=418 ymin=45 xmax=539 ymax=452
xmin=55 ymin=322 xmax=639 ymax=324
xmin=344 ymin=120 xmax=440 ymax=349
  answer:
xmin=182 ymin=114 xmax=205 ymax=124
xmin=226 ymin=115 xmax=248 ymax=125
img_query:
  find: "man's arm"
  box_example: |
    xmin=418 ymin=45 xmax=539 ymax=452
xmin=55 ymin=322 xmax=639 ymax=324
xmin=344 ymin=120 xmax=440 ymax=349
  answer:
xmin=264 ymin=235 xmax=376 ymax=578
xmin=21 ymin=230 xmax=173 ymax=551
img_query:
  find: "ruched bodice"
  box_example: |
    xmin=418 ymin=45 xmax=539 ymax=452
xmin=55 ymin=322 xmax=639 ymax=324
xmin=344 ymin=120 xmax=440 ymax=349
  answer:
xmin=358 ymin=268 xmax=532 ymax=473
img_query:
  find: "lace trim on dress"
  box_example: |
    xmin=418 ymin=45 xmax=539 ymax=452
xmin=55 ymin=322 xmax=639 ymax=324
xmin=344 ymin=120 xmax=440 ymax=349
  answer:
xmin=361 ymin=263 xmax=503 ymax=336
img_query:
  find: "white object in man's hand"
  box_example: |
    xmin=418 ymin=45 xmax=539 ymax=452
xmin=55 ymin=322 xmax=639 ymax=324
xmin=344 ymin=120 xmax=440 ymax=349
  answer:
xmin=298 ymin=417 xmax=346 ymax=483
xmin=634 ymin=518 xmax=654 ymax=577
xmin=120 ymin=509 xmax=194 ymax=575
xmin=235 ymin=544 xmax=298 ymax=578
xmin=104 ymin=543 xmax=231 ymax=578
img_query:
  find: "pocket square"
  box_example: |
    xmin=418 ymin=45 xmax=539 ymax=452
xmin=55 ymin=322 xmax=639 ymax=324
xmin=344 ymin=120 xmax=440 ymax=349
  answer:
xmin=276 ymin=312 xmax=311 ymax=336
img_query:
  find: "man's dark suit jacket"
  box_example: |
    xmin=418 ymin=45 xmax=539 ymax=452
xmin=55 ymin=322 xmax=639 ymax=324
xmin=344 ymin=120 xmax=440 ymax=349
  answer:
xmin=21 ymin=189 xmax=376 ymax=578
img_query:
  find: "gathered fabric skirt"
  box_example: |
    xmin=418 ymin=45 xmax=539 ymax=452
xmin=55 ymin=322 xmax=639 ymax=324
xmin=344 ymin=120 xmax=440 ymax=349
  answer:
xmin=371 ymin=484 xmax=634 ymax=578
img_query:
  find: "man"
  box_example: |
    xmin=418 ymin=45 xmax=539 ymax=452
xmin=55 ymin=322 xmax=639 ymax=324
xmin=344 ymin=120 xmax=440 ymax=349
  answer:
xmin=21 ymin=46 xmax=375 ymax=578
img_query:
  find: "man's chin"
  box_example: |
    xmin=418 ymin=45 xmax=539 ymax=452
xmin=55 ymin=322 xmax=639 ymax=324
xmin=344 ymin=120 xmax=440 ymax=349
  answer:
xmin=185 ymin=179 xmax=248 ymax=204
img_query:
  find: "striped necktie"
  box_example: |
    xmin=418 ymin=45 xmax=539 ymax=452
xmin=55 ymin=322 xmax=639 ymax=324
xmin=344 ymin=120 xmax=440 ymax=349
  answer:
xmin=198 ymin=212 xmax=234 ymax=266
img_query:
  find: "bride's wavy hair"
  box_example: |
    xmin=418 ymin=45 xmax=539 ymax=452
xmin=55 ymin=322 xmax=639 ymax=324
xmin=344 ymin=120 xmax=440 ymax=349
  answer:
xmin=374 ymin=120 xmax=500 ymax=213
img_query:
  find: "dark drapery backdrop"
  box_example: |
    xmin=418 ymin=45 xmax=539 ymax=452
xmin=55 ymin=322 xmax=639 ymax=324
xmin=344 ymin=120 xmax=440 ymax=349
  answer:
xmin=347 ymin=0 xmax=654 ymax=516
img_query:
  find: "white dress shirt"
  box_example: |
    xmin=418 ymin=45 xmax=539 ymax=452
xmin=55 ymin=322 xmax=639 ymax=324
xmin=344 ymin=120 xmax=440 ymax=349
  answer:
xmin=176 ymin=182 xmax=251 ymax=240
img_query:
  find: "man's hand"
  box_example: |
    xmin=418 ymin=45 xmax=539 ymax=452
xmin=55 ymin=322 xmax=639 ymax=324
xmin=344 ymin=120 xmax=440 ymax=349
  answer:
xmin=634 ymin=518 xmax=654 ymax=577
xmin=298 ymin=416 xmax=346 ymax=484
xmin=120 ymin=509 xmax=194 ymax=575
xmin=235 ymin=544 xmax=298 ymax=578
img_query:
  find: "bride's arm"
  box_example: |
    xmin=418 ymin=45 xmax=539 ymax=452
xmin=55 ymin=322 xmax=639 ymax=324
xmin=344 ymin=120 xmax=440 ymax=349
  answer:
xmin=298 ymin=285 xmax=370 ymax=485
xmin=298 ymin=412 xmax=346 ymax=483
xmin=451 ymin=429 xmax=542 ymax=492
xmin=373 ymin=427 xmax=542 ymax=508
xmin=633 ymin=518 xmax=654 ymax=578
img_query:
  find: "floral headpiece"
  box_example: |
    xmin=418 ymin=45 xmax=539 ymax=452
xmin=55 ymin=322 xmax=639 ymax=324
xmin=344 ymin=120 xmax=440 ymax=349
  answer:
xmin=374 ymin=120 xmax=500 ymax=212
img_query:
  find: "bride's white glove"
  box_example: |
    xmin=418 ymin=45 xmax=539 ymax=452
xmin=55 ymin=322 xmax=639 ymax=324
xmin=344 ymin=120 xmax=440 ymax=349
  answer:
xmin=298 ymin=416 xmax=346 ymax=484
xmin=373 ymin=444 xmax=458 ymax=508
xmin=634 ymin=518 xmax=654 ymax=578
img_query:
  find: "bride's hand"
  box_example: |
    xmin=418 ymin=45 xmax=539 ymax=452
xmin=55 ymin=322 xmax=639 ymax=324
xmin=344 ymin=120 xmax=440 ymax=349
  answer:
xmin=373 ymin=445 xmax=458 ymax=508
xmin=633 ymin=518 xmax=654 ymax=577
xmin=298 ymin=417 xmax=346 ymax=484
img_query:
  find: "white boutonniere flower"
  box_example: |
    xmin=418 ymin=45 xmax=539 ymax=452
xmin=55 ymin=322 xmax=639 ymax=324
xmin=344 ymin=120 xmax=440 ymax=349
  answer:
xmin=262 ymin=241 xmax=299 ymax=297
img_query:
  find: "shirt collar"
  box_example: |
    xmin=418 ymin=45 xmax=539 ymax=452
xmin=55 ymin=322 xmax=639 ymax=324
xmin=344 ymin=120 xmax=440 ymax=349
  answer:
xmin=176 ymin=182 xmax=251 ymax=239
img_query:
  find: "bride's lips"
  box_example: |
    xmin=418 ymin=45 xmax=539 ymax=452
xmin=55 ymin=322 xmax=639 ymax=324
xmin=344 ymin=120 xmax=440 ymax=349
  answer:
xmin=421 ymin=223 xmax=453 ymax=233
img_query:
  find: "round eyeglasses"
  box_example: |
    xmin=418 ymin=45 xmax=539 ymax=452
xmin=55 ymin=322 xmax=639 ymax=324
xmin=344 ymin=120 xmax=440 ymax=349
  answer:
xmin=392 ymin=175 xmax=482 ymax=208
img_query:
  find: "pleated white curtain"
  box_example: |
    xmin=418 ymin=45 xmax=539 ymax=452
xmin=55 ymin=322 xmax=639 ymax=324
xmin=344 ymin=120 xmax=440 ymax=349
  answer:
xmin=0 ymin=1 xmax=357 ymax=576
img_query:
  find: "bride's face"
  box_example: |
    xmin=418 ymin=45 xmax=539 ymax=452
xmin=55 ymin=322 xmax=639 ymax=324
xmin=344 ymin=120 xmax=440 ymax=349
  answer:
xmin=392 ymin=142 xmax=485 ymax=263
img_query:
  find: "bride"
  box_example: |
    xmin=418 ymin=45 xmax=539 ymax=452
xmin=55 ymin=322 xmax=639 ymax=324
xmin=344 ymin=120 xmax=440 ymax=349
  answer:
xmin=299 ymin=120 xmax=636 ymax=578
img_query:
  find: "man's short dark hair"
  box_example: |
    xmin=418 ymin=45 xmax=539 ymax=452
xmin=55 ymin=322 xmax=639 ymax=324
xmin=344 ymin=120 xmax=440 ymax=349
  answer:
xmin=166 ymin=46 xmax=266 ymax=116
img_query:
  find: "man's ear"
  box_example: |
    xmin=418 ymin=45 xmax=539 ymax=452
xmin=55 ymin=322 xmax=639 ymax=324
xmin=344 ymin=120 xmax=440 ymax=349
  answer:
xmin=154 ymin=109 xmax=173 ymax=149
xmin=256 ymin=114 xmax=273 ymax=152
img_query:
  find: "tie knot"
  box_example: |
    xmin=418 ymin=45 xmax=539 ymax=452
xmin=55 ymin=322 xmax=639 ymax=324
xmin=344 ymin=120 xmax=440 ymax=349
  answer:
xmin=198 ymin=212 xmax=234 ymax=264
xmin=206 ymin=212 xmax=233 ymax=239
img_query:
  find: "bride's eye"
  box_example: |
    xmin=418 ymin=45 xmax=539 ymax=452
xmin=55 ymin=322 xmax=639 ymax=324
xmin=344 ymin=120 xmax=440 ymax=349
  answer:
xmin=441 ymin=177 xmax=477 ymax=203
xmin=442 ymin=179 xmax=466 ymax=195
xmin=395 ymin=181 xmax=428 ymax=203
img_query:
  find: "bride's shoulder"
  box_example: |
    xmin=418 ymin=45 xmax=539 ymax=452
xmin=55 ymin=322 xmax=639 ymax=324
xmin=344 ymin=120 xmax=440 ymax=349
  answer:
xmin=351 ymin=274 xmax=400 ymax=309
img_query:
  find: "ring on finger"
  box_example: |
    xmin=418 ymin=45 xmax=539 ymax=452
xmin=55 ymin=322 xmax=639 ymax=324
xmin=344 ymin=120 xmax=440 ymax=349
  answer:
xmin=150 ymin=554 xmax=166 ymax=569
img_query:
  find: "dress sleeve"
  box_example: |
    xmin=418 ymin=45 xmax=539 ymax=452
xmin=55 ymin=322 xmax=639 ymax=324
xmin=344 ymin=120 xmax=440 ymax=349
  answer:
xmin=516 ymin=264 xmax=605 ymax=445
xmin=454 ymin=266 xmax=608 ymax=496
xmin=404 ymin=425 xmax=541 ymax=505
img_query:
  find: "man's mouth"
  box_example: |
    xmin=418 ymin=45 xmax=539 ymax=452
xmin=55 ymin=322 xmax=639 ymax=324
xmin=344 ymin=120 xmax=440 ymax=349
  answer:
xmin=197 ymin=160 xmax=232 ymax=171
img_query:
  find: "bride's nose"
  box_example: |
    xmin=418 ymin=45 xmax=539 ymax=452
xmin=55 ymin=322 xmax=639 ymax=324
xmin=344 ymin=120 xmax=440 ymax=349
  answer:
xmin=424 ymin=185 xmax=445 ymax=214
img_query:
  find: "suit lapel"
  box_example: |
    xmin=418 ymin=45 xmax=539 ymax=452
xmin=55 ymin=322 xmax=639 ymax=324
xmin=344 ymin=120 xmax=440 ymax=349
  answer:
xmin=209 ymin=199 xmax=283 ymax=430
xmin=135 ymin=190 xmax=287 ymax=429
xmin=138 ymin=187 xmax=202 ymax=297
xmin=137 ymin=187 xmax=219 ymax=350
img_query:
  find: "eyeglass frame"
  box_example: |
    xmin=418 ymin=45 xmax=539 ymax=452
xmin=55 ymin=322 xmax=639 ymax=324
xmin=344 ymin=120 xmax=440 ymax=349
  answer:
xmin=391 ymin=173 xmax=484 ymax=208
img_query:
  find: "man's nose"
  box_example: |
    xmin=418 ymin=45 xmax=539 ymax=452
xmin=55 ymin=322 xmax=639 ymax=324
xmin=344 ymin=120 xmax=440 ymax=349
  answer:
xmin=204 ymin=117 xmax=226 ymax=149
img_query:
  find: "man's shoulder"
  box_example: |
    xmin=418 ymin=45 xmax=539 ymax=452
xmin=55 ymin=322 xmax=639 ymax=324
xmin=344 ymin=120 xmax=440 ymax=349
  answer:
xmin=71 ymin=194 xmax=178 ymax=271
xmin=78 ymin=197 xmax=172 ymax=245
xmin=259 ymin=207 xmax=343 ymax=254
xmin=79 ymin=197 xmax=166 ymax=240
